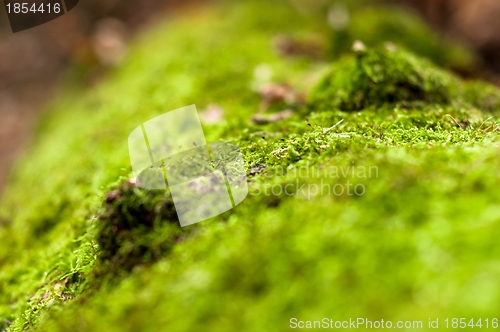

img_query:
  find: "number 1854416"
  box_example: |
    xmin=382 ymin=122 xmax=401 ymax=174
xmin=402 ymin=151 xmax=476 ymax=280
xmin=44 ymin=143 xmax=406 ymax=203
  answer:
xmin=6 ymin=2 xmax=61 ymax=14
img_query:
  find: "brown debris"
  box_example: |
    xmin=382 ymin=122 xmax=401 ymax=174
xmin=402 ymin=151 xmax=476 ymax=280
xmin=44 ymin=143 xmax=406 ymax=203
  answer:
xmin=200 ymin=103 xmax=224 ymax=124
xmin=272 ymin=34 xmax=324 ymax=59
xmin=252 ymin=109 xmax=293 ymax=125
xmin=257 ymin=83 xmax=305 ymax=111
xmin=105 ymin=190 xmax=122 ymax=203
xmin=91 ymin=18 xmax=128 ymax=67
xmin=248 ymin=166 xmax=267 ymax=176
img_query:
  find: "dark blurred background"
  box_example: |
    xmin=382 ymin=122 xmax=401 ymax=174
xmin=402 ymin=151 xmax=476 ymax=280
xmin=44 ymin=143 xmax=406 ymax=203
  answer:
xmin=1 ymin=0 xmax=500 ymax=191
xmin=394 ymin=0 xmax=500 ymax=73
xmin=0 ymin=0 xmax=194 ymax=190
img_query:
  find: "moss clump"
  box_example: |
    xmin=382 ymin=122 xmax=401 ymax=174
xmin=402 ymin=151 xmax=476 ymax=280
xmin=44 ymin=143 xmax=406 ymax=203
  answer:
xmin=463 ymin=80 xmax=500 ymax=114
xmin=309 ymin=46 xmax=500 ymax=114
xmin=329 ymin=6 xmax=474 ymax=71
xmin=309 ymin=47 xmax=457 ymax=112
xmin=96 ymin=181 xmax=182 ymax=272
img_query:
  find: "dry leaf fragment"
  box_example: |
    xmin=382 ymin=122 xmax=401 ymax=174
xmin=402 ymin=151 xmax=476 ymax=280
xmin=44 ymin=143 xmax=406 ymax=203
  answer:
xmin=252 ymin=109 xmax=293 ymax=125
xmin=257 ymin=83 xmax=305 ymax=111
xmin=201 ymin=104 xmax=224 ymax=124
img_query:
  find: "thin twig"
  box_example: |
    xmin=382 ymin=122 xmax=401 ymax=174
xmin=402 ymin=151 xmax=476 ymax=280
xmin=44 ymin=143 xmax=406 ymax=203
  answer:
xmin=323 ymin=119 xmax=345 ymax=134
xmin=478 ymin=116 xmax=493 ymax=131
xmin=446 ymin=114 xmax=463 ymax=129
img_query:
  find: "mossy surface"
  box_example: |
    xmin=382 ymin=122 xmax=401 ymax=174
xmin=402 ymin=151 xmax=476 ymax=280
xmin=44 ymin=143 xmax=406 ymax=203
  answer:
xmin=309 ymin=47 xmax=456 ymax=111
xmin=308 ymin=46 xmax=500 ymax=112
xmin=328 ymin=5 xmax=475 ymax=71
xmin=1 ymin=1 xmax=500 ymax=331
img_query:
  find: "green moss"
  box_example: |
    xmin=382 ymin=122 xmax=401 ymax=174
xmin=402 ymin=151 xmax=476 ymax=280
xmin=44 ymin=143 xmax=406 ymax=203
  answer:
xmin=309 ymin=47 xmax=458 ymax=112
xmin=309 ymin=46 xmax=500 ymax=114
xmin=95 ymin=181 xmax=182 ymax=272
xmin=463 ymin=80 xmax=500 ymax=114
xmin=329 ymin=5 xmax=475 ymax=71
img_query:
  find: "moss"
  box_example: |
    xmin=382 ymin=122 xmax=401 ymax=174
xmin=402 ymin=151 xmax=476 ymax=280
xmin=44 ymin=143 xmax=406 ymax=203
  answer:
xmin=329 ymin=5 xmax=475 ymax=71
xmin=309 ymin=46 xmax=500 ymax=114
xmin=463 ymin=80 xmax=500 ymax=114
xmin=95 ymin=181 xmax=182 ymax=272
xmin=308 ymin=47 xmax=458 ymax=112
